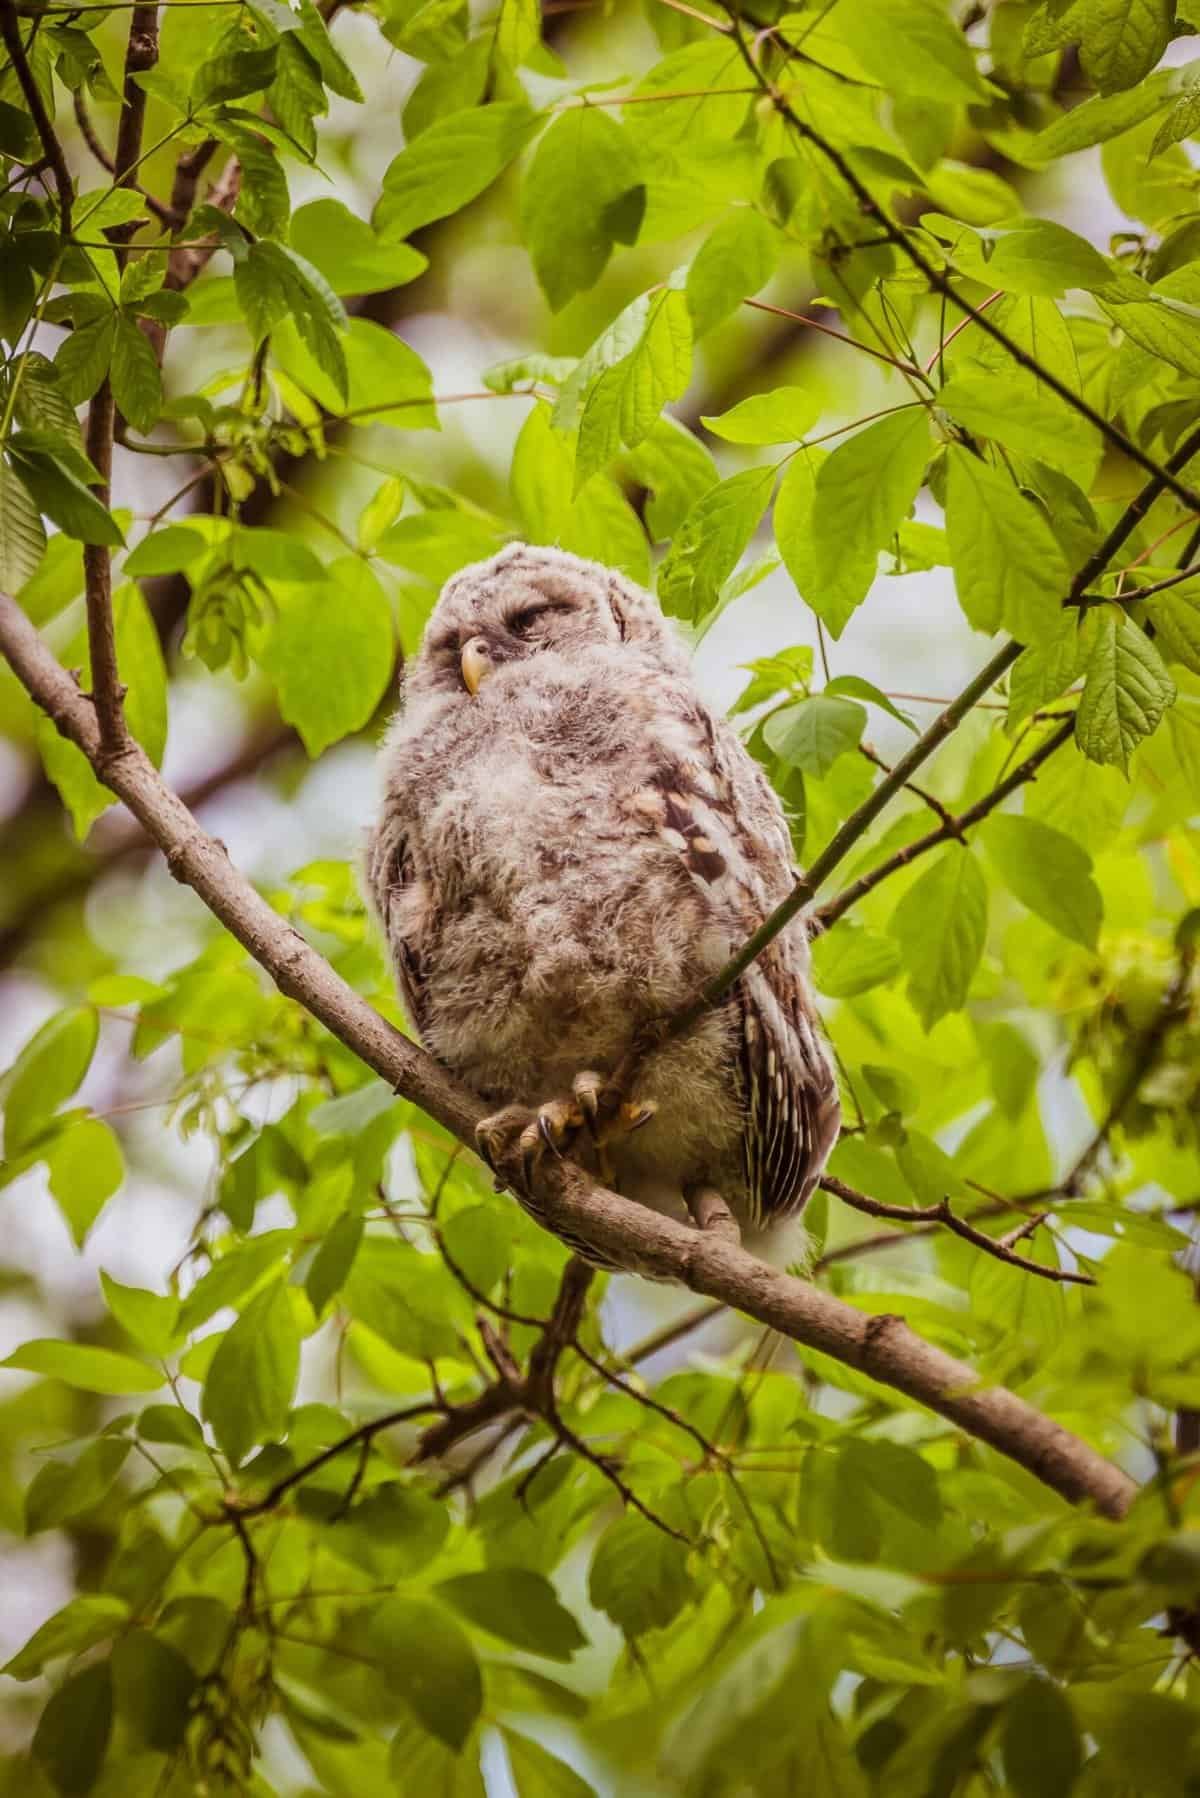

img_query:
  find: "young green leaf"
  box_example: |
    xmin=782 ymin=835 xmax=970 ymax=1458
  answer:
xmin=575 ymin=288 xmax=692 ymax=489
xmin=809 ymin=409 xmax=931 ymax=613
xmin=100 ymin=1272 xmax=180 ymax=1357
xmin=45 ymin=1117 xmax=124 ymax=1247
xmin=3 ymin=1004 xmax=98 ymax=1156
xmin=110 ymin=314 xmax=163 ymax=436
xmin=938 ymin=374 xmax=1102 ymax=482
xmin=588 ymin=1514 xmax=692 ymax=1638
xmin=656 ymin=465 xmax=774 ymax=622
xmin=437 ymin=1570 xmax=587 ymax=1662
xmin=944 ymin=446 xmax=1070 ymax=643
xmin=1075 ymin=605 xmax=1176 ymax=771
xmin=368 ymin=1598 xmax=483 ymax=1750
xmin=1080 ymin=0 xmax=1173 ymax=94
xmin=521 ymin=107 xmax=642 ymax=310
xmin=1151 ymin=581 xmax=1200 ymax=672
xmin=260 ymin=558 xmax=394 ymax=756
xmin=4 ymin=1596 xmax=130 ymax=1682
xmin=686 ymin=209 xmax=779 ymax=337
xmin=811 ymin=923 xmax=902 ymax=998
xmin=201 ymin=1278 xmax=301 ymax=1465
xmin=763 ymin=695 xmax=868 ymax=776
xmin=890 ymin=849 xmax=988 ymax=1030
xmin=503 ymin=1729 xmax=597 ymax=1798
xmin=0 ymin=453 xmax=47 ymax=592
xmin=981 ymin=813 xmax=1103 ymax=947
xmin=1 ymin=1339 xmax=162 ymax=1394
xmin=701 ymin=386 xmax=819 ymax=445
xmin=775 ymin=450 xmax=875 ymax=637
xmin=376 ymin=102 xmax=541 ymax=241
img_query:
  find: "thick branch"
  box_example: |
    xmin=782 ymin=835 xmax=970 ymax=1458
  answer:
xmin=0 ymin=0 xmax=73 ymax=237
xmin=0 ymin=588 xmax=1137 ymax=1522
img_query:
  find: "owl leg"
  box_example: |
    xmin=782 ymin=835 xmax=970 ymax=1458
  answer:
xmin=683 ymin=1183 xmax=741 ymax=1247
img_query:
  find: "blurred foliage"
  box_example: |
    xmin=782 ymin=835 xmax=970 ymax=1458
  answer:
xmin=1 ymin=0 xmax=1200 ymax=1793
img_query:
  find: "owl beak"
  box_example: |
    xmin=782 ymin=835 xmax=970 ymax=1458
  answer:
xmin=461 ymin=637 xmax=494 ymax=696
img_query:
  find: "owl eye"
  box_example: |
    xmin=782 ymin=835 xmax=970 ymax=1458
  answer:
xmin=508 ymin=601 xmax=574 ymax=637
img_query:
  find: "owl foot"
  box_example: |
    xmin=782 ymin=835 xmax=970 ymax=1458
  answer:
xmin=684 ymin=1184 xmax=741 ymax=1248
xmin=572 ymin=1070 xmax=657 ymax=1143
xmin=475 ymin=1097 xmax=583 ymax=1190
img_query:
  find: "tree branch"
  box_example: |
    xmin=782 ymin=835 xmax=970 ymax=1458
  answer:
xmin=0 ymin=0 xmax=73 ymax=237
xmin=816 ymin=716 xmax=1075 ymax=931
xmin=81 ymin=2 xmax=160 ymax=753
xmin=72 ymin=87 xmax=178 ymax=226
xmin=0 ymin=587 xmax=1137 ymax=1522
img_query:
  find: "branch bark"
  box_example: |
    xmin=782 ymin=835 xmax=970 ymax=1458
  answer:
xmin=0 ymin=587 xmax=1137 ymax=1522
xmin=0 ymin=0 xmax=73 ymax=236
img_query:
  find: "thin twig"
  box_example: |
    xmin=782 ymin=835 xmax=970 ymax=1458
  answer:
xmin=72 ymin=88 xmax=179 ymax=225
xmin=0 ymin=0 xmax=73 ymax=236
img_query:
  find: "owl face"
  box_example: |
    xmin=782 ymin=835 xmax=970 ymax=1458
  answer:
xmin=405 ymin=543 xmax=680 ymax=706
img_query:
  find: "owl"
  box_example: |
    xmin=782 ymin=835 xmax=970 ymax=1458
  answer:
xmin=366 ymin=544 xmax=839 ymax=1268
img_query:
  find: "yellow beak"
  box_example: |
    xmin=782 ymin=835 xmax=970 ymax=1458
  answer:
xmin=461 ymin=638 xmax=493 ymax=696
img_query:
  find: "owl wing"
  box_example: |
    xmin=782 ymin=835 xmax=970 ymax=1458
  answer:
xmin=629 ymin=706 xmax=839 ymax=1224
xmin=364 ymin=811 xmax=431 ymax=1040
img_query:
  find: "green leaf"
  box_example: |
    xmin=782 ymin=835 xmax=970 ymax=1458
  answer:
xmin=289 ymin=197 xmax=427 ymax=295
xmin=1101 ymin=276 xmax=1200 ymax=379
xmin=439 ymin=1203 xmax=510 ymax=1298
xmin=810 ymin=923 xmax=902 ymax=998
xmin=3 ymin=1004 xmax=98 ymax=1156
xmin=575 ymin=287 xmax=693 ymax=489
xmin=981 ymin=813 xmax=1102 ymax=947
xmin=686 ymin=208 xmax=779 ymax=338
xmin=45 ymin=1117 xmax=124 ymax=1247
xmin=25 ymin=1437 xmax=131 ymax=1534
xmin=521 ymin=107 xmax=642 ymax=310
xmin=657 ymin=465 xmax=774 ymax=623
xmin=32 ymin=1662 xmax=113 ymax=1797
xmin=588 ymin=1514 xmax=692 ymax=1638
xmin=123 ymin=523 xmax=211 ymax=576
xmin=201 ymin=1278 xmax=300 ymax=1465
xmin=111 ymin=1631 xmax=197 ymax=1752
xmin=274 ymin=315 xmax=436 ymax=428
xmin=388 ymin=1702 xmax=486 ymax=1793
xmin=775 ymin=450 xmax=875 ymax=638
xmin=1151 ymin=579 xmax=1200 ymax=672
xmin=368 ymin=1597 xmax=483 ymax=1751
xmin=930 ymin=215 xmax=1116 ymax=299
xmin=702 ymin=386 xmax=820 ymax=444
xmin=342 ymin=1237 xmax=462 ymax=1359
xmin=890 ymin=849 xmax=988 ymax=1030
xmin=436 ymin=1570 xmax=587 ymax=1662
xmin=305 ymin=1212 xmax=363 ymax=1314
xmin=1080 ymin=0 xmax=1173 ymax=93
xmin=331 ymin=1481 xmax=450 ymax=1579
xmin=823 ymin=675 xmax=917 ymax=732
xmin=944 ymin=446 xmax=1070 ymax=644
xmin=237 ymin=240 xmax=349 ymax=399
xmin=836 ymin=0 xmax=993 ymax=102
xmin=624 ymin=416 xmax=718 ymax=540
xmin=496 ymin=0 xmax=540 ymax=67
xmin=0 ymin=454 xmax=47 ymax=593
xmin=2 ymin=1339 xmax=162 ymax=1394
xmin=1029 ymin=70 xmax=1173 ymax=155
xmin=809 ymin=409 xmax=931 ymax=614
xmin=4 ymin=1596 xmax=130 ymax=1681
xmin=260 ymin=557 xmax=394 ymax=756
xmin=1002 ymin=1677 xmax=1082 ymax=1798
xmin=54 ymin=314 xmax=116 ymax=406
xmin=8 ymin=444 xmax=123 ymax=547
xmin=938 ymin=374 xmax=1102 ymax=482
xmin=100 ymin=1271 xmax=180 ymax=1357
xmin=1075 ymin=604 xmax=1176 ymax=771
xmin=192 ymin=43 xmax=278 ymax=108
xmin=110 ymin=314 xmax=162 ymax=436
xmin=376 ymin=102 xmax=541 ymax=241
xmin=503 ymin=1729 xmax=597 ymax=1798
xmin=763 ymin=696 xmax=867 ymax=776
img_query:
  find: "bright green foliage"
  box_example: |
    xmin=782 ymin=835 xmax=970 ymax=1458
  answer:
xmin=2 ymin=0 xmax=1200 ymax=1794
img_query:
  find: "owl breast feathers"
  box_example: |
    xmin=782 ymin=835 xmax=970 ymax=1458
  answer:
xmin=366 ymin=543 xmax=839 ymax=1250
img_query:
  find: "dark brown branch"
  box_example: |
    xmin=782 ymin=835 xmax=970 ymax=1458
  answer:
xmin=858 ymin=741 xmax=965 ymax=839
xmin=0 ymin=0 xmax=73 ymax=237
xmin=0 ymin=587 xmax=1137 ymax=1521
xmin=1075 ymin=559 xmax=1200 ymax=609
xmin=82 ymin=2 xmax=161 ymax=754
xmin=820 ymin=1176 xmax=1094 ymax=1285
xmin=72 ymin=88 xmax=179 ymax=226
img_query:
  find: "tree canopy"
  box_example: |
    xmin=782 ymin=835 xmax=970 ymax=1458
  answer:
xmin=1 ymin=0 xmax=1200 ymax=1793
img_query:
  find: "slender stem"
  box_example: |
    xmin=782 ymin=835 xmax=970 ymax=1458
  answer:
xmin=742 ymin=296 xmax=932 ymax=383
xmin=1075 ymin=559 xmax=1200 ymax=609
xmin=0 ymin=0 xmax=73 ymax=236
xmin=816 ymin=717 xmax=1075 ymax=930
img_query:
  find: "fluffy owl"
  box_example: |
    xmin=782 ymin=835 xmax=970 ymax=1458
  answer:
xmin=366 ymin=543 xmax=839 ymax=1266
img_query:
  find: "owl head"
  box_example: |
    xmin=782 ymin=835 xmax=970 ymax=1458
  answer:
xmin=404 ymin=543 xmax=686 ymax=705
